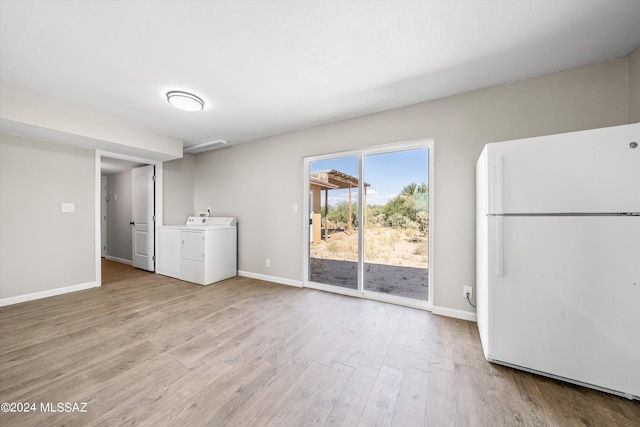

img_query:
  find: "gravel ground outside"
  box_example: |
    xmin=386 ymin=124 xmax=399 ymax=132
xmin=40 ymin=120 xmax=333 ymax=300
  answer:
xmin=309 ymin=226 xmax=429 ymax=300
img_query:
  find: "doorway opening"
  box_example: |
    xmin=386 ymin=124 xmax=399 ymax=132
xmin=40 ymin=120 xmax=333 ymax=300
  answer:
xmin=303 ymin=140 xmax=434 ymax=310
xmin=96 ymin=152 xmax=163 ymax=286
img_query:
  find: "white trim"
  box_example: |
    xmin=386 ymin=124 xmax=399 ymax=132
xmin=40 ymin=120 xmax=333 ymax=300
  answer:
xmin=432 ymin=305 xmax=477 ymax=322
xmin=101 ymin=176 xmax=108 ymax=257
xmin=427 ymin=141 xmax=435 ymax=305
xmin=238 ymin=271 xmax=303 ymax=288
xmin=362 ymin=290 xmax=431 ymax=311
xmin=96 ymin=150 xmax=164 ymax=287
xmin=304 ymin=281 xmax=362 ymax=299
xmin=95 ymin=151 xmax=102 ymax=286
xmin=155 ymin=165 xmax=163 ymax=261
xmin=303 ymin=283 xmax=432 ymax=311
xmin=104 ymin=256 xmax=132 ymax=265
xmin=305 ymin=281 xmax=433 ymax=310
xmin=301 ymin=138 xmax=435 ymax=308
xmin=0 ymin=281 xmax=99 ymax=307
xmin=301 ymin=160 xmax=311 ymax=285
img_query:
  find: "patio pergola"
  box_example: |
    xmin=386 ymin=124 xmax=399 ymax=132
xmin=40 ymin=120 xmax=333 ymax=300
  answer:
xmin=309 ymin=169 xmax=369 ymax=243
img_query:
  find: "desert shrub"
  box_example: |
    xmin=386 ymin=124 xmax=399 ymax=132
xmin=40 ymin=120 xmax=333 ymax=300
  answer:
xmin=368 ymin=213 xmax=386 ymax=226
xmin=387 ymin=213 xmax=408 ymax=228
xmin=327 ymin=201 xmax=358 ymax=228
xmin=416 ymin=210 xmax=428 ymax=233
xmin=405 ymin=220 xmax=418 ymax=229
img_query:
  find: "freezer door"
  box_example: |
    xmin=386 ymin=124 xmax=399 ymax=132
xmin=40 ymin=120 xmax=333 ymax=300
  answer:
xmin=487 ymin=216 xmax=640 ymax=397
xmin=485 ymin=123 xmax=640 ymax=214
xmin=476 ymin=144 xmax=490 ymax=216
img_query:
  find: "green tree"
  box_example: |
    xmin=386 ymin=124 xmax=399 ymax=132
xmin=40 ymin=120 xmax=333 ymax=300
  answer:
xmin=383 ymin=182 xmax=428 ymax=223
xmin=366 ymin=182 xmax=429 ymax=228
xmin=401 ymin=183 xmax=418 ymax=197
xmin=327 ymin=201 xmax=357 ymax=227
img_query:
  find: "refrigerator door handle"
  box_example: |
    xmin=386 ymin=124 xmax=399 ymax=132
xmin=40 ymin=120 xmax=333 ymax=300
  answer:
xmin=490 ymin=154 xmax=504 ymax=214
xmin=496 ymin=154 xmax=504 ymax=214
xmin=495 ymin=216 xmax=504 ymax=276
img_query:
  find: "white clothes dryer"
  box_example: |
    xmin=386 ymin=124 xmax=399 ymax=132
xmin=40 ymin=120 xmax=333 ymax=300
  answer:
xmin=158 ymin=217 xmax=237 ymax=285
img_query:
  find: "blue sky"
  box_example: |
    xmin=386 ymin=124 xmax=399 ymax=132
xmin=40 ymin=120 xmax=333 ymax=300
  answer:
xmin=310 ymin=148 xmax=428 ymax=206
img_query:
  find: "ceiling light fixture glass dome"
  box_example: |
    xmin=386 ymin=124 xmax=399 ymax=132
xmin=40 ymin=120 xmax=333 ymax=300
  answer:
xmin=166 ymin=91 xmax=204 ymax=112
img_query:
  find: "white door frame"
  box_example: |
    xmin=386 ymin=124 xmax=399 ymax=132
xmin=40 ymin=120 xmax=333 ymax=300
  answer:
xmin=95 ymin=151 xmax=163 ymax=286
xmin=101 ymin=176 xmax=108 ymax=257
xmin=302 ymin=139 xmax=434 ymax=311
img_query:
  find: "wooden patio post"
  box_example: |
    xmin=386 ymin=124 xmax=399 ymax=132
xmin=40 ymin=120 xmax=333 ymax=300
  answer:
xmin=324 ymin=188 xmax=329 ymax=241
xmin=348 ymin=185 xmax=352 ymax=232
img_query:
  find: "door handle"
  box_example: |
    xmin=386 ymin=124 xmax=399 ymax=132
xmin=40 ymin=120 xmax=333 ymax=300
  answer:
xmin=129 ymin=221 xmax=135 ymax=225
xmin=495 ymin=216 xmax=504 ymax=276
xmin=491 ymin=154 xmax=504 ymax=215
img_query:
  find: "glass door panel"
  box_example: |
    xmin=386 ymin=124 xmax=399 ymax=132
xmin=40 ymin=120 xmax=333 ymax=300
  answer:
xmin=308 ymin=156 xmax=360 ymax=291
xmin=363 ymin=148 xmax=429 ymax=300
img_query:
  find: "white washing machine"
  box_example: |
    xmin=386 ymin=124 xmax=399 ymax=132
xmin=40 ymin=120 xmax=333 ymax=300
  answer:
xmin=157 ymin=217 xmax=237 ymax=285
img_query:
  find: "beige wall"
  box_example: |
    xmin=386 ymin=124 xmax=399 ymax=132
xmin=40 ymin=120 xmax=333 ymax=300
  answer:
xmin=629 ymin=47 xmax=640 ymax=123
xmin=106 ymin=170 xmax=133 ymax=261
xmin=163 ymin=154 xmax=196 ymax=224
xmin=1 ymin=51 xmax=636 ymax=310
xmin=193 ymin=56 xmax=630 ymax=315
xmin=0 ymin=87 xmax=184 ymax=161
xmin=0 ymin=134 xmax=95 ymax=299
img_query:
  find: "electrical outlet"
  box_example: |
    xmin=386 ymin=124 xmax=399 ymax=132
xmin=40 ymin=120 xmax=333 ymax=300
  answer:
xmin=61 ymin=202 xmax=75 ymax=213
xmin=463 ymin=286 xmax=473 ymax=299
xmin=266 ymin=259 xmax=271 ymax=268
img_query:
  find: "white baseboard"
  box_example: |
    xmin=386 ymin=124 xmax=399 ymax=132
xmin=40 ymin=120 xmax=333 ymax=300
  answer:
xmin=0 ymin=281 xmax=99 ymax=307
xmin=104 ymin=256 xmax=132 ymax=265
xmin=432 ymin=305 xmax=477 ymax=322
xmin=238 ymin=271 xmax=303 ymax=288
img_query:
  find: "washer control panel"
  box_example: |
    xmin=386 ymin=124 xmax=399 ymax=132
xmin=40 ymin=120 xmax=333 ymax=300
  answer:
xmin=185 ymin=217 xmax=236 ymax=226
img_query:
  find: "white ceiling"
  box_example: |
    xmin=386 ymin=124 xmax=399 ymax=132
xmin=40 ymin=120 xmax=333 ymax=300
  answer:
xmin=1 ymin=0 xmax=639 ymax=150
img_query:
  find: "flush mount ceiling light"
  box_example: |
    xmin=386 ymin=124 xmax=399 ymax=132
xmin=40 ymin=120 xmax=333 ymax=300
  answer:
xmin=166 ymin=91 xmax=204 ymax=112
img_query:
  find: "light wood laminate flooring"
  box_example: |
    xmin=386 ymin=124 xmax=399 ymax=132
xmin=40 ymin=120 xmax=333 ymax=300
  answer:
xmin=0 ymin=260 xmax=638 ymax=426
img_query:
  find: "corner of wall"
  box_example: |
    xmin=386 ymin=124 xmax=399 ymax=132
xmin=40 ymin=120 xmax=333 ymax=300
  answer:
xmin=163 ymin=154 xmax=196 ymax=224
xmin=629 ymin=46 xmax=640 ymax=123
xmin=0 ymin=134 xmax=95 ymax=300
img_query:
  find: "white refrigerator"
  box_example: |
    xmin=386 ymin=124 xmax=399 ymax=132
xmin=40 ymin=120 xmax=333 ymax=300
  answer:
xmin=476 ymin=122 xmax=640 ymax=400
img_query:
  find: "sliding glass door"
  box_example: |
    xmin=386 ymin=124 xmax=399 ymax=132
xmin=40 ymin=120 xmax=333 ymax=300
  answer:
xmin=308 ymin=155 xmax=360 ymax=292
xmin=362 ymin=149 xmax=429 ymax=301
xmin=304 ymin=140 xmax=433 ymax=308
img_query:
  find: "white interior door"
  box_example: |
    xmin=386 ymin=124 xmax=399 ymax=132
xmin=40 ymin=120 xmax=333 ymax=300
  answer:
xmin=132 ymin=165 xmax=155 ymax=271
